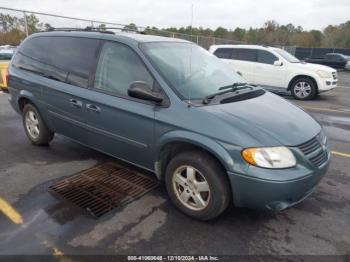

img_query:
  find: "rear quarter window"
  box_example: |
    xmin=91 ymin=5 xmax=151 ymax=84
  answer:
xmin=14 ymin=36 xmax=100 ymax=88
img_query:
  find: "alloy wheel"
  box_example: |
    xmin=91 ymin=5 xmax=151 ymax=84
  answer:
xmin=25 ymin=110 xmax=40 ymax=139
xmin=294 ymin=81 xmax=312 ymax=99
xmin=172 ymin=165 xmax=210 ymax=211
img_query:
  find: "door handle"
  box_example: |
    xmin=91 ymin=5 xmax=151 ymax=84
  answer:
xmin=86 ymin=104 xmax=101 ymax=113
xmin=69 ymin=99 xmax=82 ymax=108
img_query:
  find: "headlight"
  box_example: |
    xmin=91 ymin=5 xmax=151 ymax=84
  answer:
xmin=316 ymin=70 xmax=332 ymax=78
xmin=242 ymin=146 xmax=296 ymax=169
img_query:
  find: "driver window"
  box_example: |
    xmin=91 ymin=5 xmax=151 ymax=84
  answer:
xmin=94 ymin=42 xmax=154 ymax=96
xmin=257 ymin=50 xmax=278 ymax=65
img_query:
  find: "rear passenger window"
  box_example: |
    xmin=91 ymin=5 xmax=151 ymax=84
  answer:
xmin=236 ymin=49 xmax=257 ymax=62
xmin=214 ymin=48 xmax=231 ymax=59
xmin=49 ymin=37 xmax=100 ymax=88
xmin=257 ymin=50 xmax=278 ymax=64
xmin=94 ymin=42 xmax=154 ymax=97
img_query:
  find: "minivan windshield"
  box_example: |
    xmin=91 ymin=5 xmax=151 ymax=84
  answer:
xmin=274 ymin=48 xmax=300 ymax=63
xmin=141 ymin=42 xmax=246 ymax=100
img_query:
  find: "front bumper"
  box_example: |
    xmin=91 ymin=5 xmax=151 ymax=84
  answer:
xmin=318 ymin=77 xmax=337 ymax=93
xmin=227 ymin=153 xmax=330 ymax=211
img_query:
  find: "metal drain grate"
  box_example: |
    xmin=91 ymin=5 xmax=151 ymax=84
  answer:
xmin=48 ymin=162 xmax=158 ymax=218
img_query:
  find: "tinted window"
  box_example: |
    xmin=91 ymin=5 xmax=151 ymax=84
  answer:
xmin=15 ymin=36 xmax=99 ymax=88
xmin=214 ymin=48 xmax=231 ymax=59
xmin=0 ymin=53 xmax=13 ymax=60
xmin=232 ymin=48 xmax=257 ymax=62
xmin=257 ymin=50 xmax=278 ymax=64
xmin=14 ymin=37 xmax=51 ymax=76
xmin=20 ymin=36 xmax=50 ymax=62
xmin=94 ymin=42 xmax=154 ymax=97
xmin=49 ymin=37 xmax=99 ymax=88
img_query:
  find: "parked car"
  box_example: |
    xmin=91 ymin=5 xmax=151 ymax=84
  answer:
xmin=8 ymin=31 xmax=330 ymax=220
xmin=209 ymin=45 xmax=337 ymax=100
xmin=0 ymin=48 xmax=14 ymax=91
xmin=305 ymin=53 xmax=348 ymax=70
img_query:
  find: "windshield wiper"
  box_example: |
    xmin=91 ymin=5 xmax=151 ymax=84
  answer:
xmin=218 ymin=82 xmax=248 ymax=90
xmin=202 ymin=83 xmax=253 ymax=104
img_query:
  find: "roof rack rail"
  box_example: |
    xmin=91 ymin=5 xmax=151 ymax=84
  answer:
xmin=45 ymin=26 xmax=146 ymax=35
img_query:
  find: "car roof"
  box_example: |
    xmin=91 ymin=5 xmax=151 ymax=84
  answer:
xmin=28 ymin=31 xmax=189 ymax=45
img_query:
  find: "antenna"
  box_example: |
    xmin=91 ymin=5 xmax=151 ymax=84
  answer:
xmin=188 ymin=2 xmax=194 ymax=107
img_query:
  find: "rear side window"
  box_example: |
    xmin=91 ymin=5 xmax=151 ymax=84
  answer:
xmin=49 ymin=37 xmax=99 ymax=87
xmin=13 ymin=37 xmax=51 ymax=76
xmin=236 ymin=49 xmax=257 ymax=62
xmin=94 ymin=42 xmax=154 ymax=97
xmin=14 ymin=36 xmax=99 ymax=88
xmin=20 ymin=36 xmax=50 ymax=62
xmin=214 ymin=48 xmax=232 ymax=59
xmin=230 ymin=48 xmax=257 ymax=62
xmin=257 ymin=50 xmax=278 ymax=64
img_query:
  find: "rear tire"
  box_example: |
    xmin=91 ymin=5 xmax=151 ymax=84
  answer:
xmin=291 ymin=77 xmax=317 ymax=100
xmin=22 ymin=103 xmax=54 ymax=145
xmin=165 ymin=150 xmax=230 ymax=220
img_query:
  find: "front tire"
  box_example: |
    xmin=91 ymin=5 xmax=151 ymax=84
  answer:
xmin=291 ymin=78 xmax=317 ymax=100
xmin=165 ymin=150 xmax=230 ymax=220
xmin=22 ymin=103 xmax=54 ymax=145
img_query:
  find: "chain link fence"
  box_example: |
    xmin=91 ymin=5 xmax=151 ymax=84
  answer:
xmin=4 ymin=6 xmax=349 ymax=58
xmin=0 ymin=7 xmax=244 ymax=50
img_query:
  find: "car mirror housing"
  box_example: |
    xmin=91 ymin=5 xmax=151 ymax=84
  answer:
xmin=128 ymin=81 xmax=164 ymax=103
xmin=274 ymin=60 xmax=283 ymax=66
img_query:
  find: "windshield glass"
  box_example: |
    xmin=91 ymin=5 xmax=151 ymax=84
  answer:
xmin=141 ymin=42 xmax=246 ymax=100
xmin=274 ymin=48 xmax=300 ymax=63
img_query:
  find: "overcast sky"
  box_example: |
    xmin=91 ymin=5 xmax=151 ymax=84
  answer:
xmin=1 ymin=0 xmax=350 ymax=31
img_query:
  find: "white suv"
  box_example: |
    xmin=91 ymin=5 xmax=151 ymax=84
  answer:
xmin=209 ymin=45 xmax=337 ymax=100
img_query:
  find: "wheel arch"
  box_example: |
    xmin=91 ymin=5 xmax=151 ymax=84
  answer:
xmin=155 ymin=131 xmax=234 ymax=180
xmin=18 ymin=90 xmax=36 ymax=112
xmin=287 ymin=75 xmax=319 ymax=93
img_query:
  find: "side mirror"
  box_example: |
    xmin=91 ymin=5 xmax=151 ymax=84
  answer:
xmin=128 ymin=81 xmax=164 ymax=103
xmin=273 ymin=60 xmax=283 ymax=66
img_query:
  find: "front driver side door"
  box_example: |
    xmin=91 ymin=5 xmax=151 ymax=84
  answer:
xmin=82 ymin=41 xmax=158 ymax=170
xmin=255 ymin=50 xmax=286 ymax=89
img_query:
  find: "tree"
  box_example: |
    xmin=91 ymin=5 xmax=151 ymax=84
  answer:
xmin=213 ymin=27 xmax=228 ymax=38
xmin=232 ymin=27 xmax=246 ymax=41
xmin=122 ymin=23 xmax=138 ymax=32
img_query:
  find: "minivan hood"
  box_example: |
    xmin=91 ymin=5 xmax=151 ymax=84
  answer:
xmin=202 ymin=91 xmax=321 ymax=146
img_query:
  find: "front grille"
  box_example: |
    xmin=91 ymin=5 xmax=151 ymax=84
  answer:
xmin=298 ymin=136 xmax=321 ymax=155
xmin=297 ymin=135 xmax=328 ymax=167
xmin=309 ymin=150 xmax=328 ymax=167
